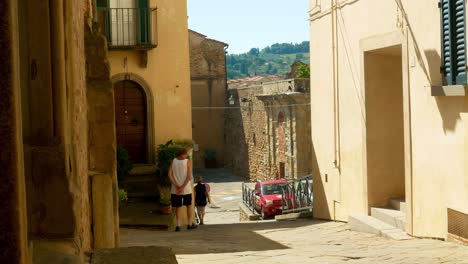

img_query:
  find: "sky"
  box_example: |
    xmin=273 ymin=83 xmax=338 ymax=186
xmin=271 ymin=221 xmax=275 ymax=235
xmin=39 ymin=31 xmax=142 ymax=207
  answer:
xmin=187 ymin=0 xmax=310 ymax=54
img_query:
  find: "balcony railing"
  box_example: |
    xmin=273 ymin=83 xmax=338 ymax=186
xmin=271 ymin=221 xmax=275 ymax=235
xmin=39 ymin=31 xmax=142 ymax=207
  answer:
xmin=97 ymin=7 xmax=157 ymax=50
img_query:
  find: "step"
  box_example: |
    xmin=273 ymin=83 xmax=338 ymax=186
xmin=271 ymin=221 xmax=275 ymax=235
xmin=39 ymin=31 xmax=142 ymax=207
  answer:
xmin=129 ymin=164 xmax=157 ymax=176
xmin=371 ymin=207 xmax=406 ymax=231
xmin=389 ymin=198 xmax=406 ymax=213
xmin=349 ymin=213 xmax=412 ymax=241
xmin=92 ymin=246 xmax=177 ymax=264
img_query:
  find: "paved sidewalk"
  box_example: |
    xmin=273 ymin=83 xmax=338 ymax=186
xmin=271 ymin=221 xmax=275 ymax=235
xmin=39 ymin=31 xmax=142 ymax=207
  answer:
xmin=119 ymin=169 xmax=468 ymax=264
xmin=120 ymin=220 xmax=468 ymax=264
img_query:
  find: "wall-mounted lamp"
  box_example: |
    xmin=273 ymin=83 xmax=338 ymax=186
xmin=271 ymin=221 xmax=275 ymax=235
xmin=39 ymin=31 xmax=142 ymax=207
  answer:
xmin=228 ymin=94 xmax=235 ymax=106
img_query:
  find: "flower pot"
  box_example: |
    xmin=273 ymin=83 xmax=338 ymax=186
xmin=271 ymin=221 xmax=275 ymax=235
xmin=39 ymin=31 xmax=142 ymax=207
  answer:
xmin=161 ymin=205 xmax=172 ymax=215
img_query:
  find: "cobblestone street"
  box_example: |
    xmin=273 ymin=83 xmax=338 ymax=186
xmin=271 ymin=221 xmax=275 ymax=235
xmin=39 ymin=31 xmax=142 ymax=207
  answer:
xmin=120 ymin=170 xmax=468 ymax=264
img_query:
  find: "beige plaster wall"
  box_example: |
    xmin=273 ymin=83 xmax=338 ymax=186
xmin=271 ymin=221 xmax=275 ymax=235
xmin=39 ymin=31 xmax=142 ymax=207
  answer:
xmin=108 ymin=0 xmax=192 ymax=150
xmin=310 ymin=0 xmax=468 ymax=239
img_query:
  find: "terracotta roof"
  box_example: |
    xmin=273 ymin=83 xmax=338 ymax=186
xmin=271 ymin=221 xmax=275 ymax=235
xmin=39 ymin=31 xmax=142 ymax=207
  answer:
xmin=189 ymin=29 xmax=228 ymax=47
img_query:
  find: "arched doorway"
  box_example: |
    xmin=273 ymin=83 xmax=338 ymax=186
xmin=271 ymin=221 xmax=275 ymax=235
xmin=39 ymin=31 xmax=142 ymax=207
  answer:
xmin=114 ymin=80 xmax=147 ymax=163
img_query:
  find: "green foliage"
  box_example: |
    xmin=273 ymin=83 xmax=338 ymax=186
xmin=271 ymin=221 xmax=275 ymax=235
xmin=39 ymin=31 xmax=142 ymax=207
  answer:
xmin=117 ymin=145 xmax=133 ymax=180
xmin=159 ymin=199 xmax=171 ymax=206
xmin=118 ymin=189 xmax=128 ymax=204
xmin=156 ymin=139 xmax=193 ymax=186
xmin=203 ymin=149 xmax=217 ymax=161
xmin=158 ymin=186 xmax=171 ymax=205
xmin=173 ymin=139 xmax=194 ymax=149
xmin=227 ymin=41 xmax=310 ymax=80
xmin=263 ymin=41 xmax=310 ymax=54
xmin=297 ymin=64 xmax=310 ymax=78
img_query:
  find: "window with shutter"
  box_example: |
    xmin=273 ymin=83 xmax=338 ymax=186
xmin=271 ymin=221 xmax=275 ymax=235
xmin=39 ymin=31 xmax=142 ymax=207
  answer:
xmin=441 ymin=0 xmax=467 ymax=85
xmin=96 ymin=0 xmax=154 ymax=49
xmin=96 ymin=0 xmax=111 ymax=43
xmin=137 ymin=0 xmax=150 ymax=45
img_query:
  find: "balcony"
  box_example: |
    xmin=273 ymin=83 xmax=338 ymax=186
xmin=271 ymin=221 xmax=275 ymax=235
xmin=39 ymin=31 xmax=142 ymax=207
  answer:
xmin=97 ymin=7 xmax=157 ymax=50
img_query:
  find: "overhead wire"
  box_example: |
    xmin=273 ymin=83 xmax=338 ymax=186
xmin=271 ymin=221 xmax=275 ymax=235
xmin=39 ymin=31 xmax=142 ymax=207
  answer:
xmin=192 ymin=103 xmax=311 ymax=110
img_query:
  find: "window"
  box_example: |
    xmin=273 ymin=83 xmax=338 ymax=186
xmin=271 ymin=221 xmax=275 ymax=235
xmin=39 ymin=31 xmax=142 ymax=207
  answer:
xmin=97 ymin=0 xmax=154 ymax=49
xmin=262 ymin=184 xmax=286 ymax=195
xmin=441 ymin=0 xmax=467 ymax=85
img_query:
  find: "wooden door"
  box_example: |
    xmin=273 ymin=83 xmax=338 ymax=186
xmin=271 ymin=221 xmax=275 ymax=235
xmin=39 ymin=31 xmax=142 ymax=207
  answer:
xmin=114 ymin=80 xmax=147 ymax=163
xmin=279 ymin=162 xmax=285 ymax=179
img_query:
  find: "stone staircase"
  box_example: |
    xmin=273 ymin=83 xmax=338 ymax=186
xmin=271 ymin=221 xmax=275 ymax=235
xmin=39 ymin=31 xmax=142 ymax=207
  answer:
xmin=349 ymin=198 xmax=412 ymax=240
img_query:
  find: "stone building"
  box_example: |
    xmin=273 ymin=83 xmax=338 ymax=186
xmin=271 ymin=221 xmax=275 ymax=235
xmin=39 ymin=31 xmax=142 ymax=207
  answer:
xmin=309 ymin=0 xmax=468 ymax=242
xmin=225 ymin=78 xmax=312 ymax=181
xmin=98 ymin=0 xmax=193 ymax=165
xmin=1 ymin=0 xmax=119 ymax=263
xmin=189 ymin=30 xmax=228 ymax=168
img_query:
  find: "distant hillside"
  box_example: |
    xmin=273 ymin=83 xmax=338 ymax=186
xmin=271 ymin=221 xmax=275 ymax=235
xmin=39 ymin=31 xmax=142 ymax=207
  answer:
xmin=227 ymin=41 xmax=310 ymax=80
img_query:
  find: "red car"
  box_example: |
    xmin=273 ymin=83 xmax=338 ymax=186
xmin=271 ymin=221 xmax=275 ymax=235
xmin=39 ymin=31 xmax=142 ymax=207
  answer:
xmin=254 ymin=180 xmax=290 ymax=218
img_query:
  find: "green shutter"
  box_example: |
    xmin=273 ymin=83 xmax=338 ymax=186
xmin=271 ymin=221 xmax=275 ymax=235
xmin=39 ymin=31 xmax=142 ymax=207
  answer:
xmin=138 ymin=0 xmax=150 ymax=45
xmin=96 ymin=0 xmax=111 ymax=43
xmin=441 ymin=0 xmax=467 ymax=85
xmin=96 ymin=0 xmax=108 ymax=8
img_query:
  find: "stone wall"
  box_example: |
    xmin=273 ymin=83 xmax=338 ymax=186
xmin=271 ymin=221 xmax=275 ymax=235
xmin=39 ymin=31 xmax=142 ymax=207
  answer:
xmin=0 ymin=1 xmax=29 ymax=262
xmin=225 ymin=80 xmax=312 ymax=181
xmin=189 ymin=30 xmax=228 ymax=168
xmin=0 ymin=0 xmax=118 ymax=262
xmin=85 ymin=20 xmax=119 ymax=249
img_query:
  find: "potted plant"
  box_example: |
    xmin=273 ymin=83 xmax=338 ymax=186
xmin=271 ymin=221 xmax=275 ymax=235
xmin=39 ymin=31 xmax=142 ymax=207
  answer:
xmin=118 ymin=189 xmax=128 ymax=210
xmin=203 ymin=149 xmax=217 ymax=168
xmin=117 ymin=145 xmax=133 ymax=181
xmin=159 ymin=186 xmax=172 ymax=215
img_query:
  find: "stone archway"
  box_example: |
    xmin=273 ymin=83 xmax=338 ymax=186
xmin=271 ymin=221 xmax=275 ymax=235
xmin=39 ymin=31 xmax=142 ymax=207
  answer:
xmin=112 ymin=73 xmax=155 ymax=163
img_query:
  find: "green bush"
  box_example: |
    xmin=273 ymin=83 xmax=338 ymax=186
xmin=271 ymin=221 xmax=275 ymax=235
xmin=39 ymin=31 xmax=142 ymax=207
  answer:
xmin=118 ymin=189 xmax=128 ymax=204
xmin=117 ymin=145 xmax=133 ymax=180
xmin=156 ymin=139 xmax=193 ymax=186
xmin=297 ymin=64 xmax=310 ymax=78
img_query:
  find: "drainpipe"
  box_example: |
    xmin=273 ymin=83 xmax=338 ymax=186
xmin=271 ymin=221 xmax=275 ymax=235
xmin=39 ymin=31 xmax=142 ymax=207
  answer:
xmin=331 ymin=0 xmax=343 ymax=220
xmin=404 ymin=25 xmax=414 ymax=236
xmin=331 ymin=0 xmax=340 ymax=170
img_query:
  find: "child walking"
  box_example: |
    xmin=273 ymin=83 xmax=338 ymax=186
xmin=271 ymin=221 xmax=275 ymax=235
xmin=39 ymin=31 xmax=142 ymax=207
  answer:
xmin=195 ymin=176 xmax=211 ymax=225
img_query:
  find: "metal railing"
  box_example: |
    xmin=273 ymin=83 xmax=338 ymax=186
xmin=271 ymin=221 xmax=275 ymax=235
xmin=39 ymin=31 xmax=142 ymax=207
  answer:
xmin=241 ymin=176 xmax=313 ymax=217
xmin=280 ymin=176 xmax=313 ymax=214
xmin=97 ymin=7 xmax=157 ymax=49
xmin=242 ymin=183 xmax=256 ymax=214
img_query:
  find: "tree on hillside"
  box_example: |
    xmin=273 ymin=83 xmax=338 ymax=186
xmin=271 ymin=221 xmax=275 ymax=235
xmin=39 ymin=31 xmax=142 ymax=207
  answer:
xmin=226 ymin=41 xmax=310 ymax=79
xmin=248 ymin=48 xmax=260 ymax=56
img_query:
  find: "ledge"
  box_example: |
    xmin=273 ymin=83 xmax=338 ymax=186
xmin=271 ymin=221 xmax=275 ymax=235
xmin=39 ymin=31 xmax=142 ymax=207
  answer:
xmin=108 ymin=44 xmax=157 ymax=51
xmin=431 ymin=85 xmax=467 ymax=96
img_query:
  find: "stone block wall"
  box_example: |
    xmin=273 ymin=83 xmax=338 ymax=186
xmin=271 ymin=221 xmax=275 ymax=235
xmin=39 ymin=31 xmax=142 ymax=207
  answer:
xmin=0 ymin=0 xmax=119 ymax=262
xmin=225 ymin=80 xmax=312 ymax=182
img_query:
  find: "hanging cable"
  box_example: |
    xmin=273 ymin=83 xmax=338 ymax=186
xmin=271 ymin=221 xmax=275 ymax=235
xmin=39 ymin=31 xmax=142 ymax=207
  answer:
xmin=192 ymin=103 xmax=311 ymax=110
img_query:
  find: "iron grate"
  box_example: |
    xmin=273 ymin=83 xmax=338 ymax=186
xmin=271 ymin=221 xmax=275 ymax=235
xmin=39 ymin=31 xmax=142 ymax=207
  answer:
xmin=448 ymin=208 xmax=468 ymax=240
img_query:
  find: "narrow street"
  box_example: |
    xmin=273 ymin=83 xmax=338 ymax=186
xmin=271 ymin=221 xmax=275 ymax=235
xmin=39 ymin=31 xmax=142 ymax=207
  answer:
xmin=194 ymin=169 xmax=244 ymax=225
xmin=120 ymin=170 xmax=468 ymax=264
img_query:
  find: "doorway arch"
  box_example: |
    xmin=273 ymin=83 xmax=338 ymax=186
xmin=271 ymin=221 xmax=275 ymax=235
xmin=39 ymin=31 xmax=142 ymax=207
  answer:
xmin=112 ymin=73 xmax=155 ymax=163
